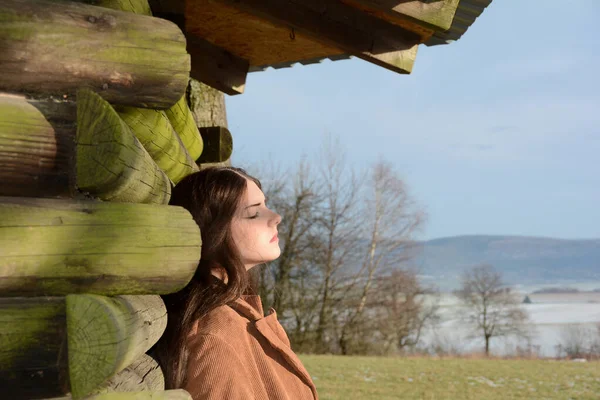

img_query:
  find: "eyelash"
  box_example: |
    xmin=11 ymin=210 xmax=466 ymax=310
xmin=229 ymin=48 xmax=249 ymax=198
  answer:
xmin=248 ymin=212 xmax=260 ymax=219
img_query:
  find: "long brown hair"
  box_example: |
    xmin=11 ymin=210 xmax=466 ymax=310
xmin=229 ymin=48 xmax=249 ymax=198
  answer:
xmin=155 ymin=166 xmax=261 ymax=389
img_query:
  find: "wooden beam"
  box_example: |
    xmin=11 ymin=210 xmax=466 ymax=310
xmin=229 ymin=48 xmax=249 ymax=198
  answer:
xmin=76 ymin=89 xmax=171 ymax=204
xmin=116 ymin=107 xmax=199 ymax=184
xmin=0 ymin=196 xmax=201 ymax=297
xmin=0 ymin=93 xmax=76 ymax=198
xmin=186 ymin=35 xmax=250 ymax=96
xmin=343 ymin=0 xmax=460 ymax=32
xmin=165 ymin=94 xmax=204 ymax=161
xmin=67 ymin=295 xmax=167 ymax=398
xmin=198 ymin=127 xmax=233 ymax=164
xmin=0 ymin=0 xmax=190 ymax=109
xmin=0 ymin=297 xmax=69 ymax=400
xmin=217 ymin=0 xmax=421 ymax=74
xmin=147 ymin=1 xmax=249 ymax=95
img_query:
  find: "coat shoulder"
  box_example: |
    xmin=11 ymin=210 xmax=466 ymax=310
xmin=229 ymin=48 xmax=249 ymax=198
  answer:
xmin=188 ymin=304 xmax=248 ymax=341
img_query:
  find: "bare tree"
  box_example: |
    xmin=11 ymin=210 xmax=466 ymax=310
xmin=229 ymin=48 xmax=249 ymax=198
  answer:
xmin=335 ymin=161 xmax=424 ymax=354
xmin=456 ymin=264 xmax=531 ymax=355
xmin=269 ymin=159 xmax=318 ymax=316
xmin=556 ymin=323 xmax=600 ymax=359
xmin=311 ymin=136 xmax=362 ymax=353
xmin=375 ymin=270 xmax=439 ymax=353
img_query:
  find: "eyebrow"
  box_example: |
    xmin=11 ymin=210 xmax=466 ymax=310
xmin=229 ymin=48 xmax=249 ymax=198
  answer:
xmin=244 ymin=197 xmax=268 ymax=210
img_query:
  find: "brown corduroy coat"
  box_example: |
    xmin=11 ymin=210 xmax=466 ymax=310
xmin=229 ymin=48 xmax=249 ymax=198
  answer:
xmin=184 ymin=295 xmax=318 ymax=400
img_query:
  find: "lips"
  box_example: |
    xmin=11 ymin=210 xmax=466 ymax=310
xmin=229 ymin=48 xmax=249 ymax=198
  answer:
xmin=270 ymin=233 xmax=278 ymax=243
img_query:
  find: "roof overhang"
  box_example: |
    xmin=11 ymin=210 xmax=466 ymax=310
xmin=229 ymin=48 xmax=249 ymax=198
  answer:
xmin=149 ymin=0 xmax=493 ymax=95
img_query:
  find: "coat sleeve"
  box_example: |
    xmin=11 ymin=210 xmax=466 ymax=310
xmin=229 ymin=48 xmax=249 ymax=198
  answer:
xmin=184 ymin=334 xmax=255 ymax=400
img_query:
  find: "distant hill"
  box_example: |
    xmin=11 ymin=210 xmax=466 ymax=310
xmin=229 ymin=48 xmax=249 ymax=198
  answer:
xmin=411 ymin=235 xmax=600 ymax=290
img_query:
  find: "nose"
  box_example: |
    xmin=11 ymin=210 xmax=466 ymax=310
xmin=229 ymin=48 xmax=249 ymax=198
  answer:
xmin=270 ymin=210 xmax=282 ymax=227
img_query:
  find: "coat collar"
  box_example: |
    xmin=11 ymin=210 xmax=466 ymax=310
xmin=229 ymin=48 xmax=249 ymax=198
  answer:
xmin=231 ymin=295 xmax=318 ymax=399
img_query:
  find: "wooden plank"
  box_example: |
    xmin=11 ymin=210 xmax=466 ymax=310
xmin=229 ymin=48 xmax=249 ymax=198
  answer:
xmin=67 ymin=295 xmax=166 ymax=398
xmin=342 ymin=0 xmax=460 ymax=33
xmin=0 ymin=297 xmax=69 ymax=400
xmin=0 ymin=196 xmax=201 ymax=297
xmin=0 ymin=93 xmax=75 ymax=198
xmin=184 ymin=0 xmax=346 ymax=68
xmin=0 ymin=0 xmax=189 ymax=109
xmin=213 ymin=0 xmax=421 ymax=74
xmin=76 ymin=89 xmax=172 ymax=204
xmin=198 ymin=127 xmax=233 ymax=164
xmin=116 ymin=107 xmax=199 ymax=184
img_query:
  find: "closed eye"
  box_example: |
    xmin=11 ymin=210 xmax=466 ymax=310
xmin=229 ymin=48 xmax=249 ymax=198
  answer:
xmin=247 ymin=211 xmax=260 ymax=219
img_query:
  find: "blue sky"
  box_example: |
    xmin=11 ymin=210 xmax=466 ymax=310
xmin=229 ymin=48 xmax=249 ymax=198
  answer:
xmin=227 ymin=0 xmax=600 ymax=241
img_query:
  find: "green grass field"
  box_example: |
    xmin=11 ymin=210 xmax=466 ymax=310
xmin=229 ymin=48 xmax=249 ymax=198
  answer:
xmin=299 ymin=355 xmax=600 ymax=400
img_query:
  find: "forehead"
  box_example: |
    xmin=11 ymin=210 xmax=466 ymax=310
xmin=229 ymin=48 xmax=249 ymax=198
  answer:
xmin=243 ymin=179 xmax=264 ymax=202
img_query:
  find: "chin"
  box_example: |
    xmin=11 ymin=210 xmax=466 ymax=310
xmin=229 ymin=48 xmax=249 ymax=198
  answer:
xmin=265 ymin=248 xmax=281 ymax=263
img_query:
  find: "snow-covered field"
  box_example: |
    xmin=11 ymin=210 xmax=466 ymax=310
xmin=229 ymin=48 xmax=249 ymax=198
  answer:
xmin=419 ymin=290 xmax=600 ymax=357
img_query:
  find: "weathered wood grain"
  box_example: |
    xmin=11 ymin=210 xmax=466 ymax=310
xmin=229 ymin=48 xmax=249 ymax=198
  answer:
xmin=343 ymin=0 xmax=460 ymax=33
xmin=67 ymin=295 xmax=167 ymax=398
xmin=186 ymin=34 xmax=250 ymax=96
xmin=0 ymin=297 xmax=69 ymax=400
xmin=117 ymin=106 xmax=198 ymax=184
xmin=76 ymin=89 xmax=171 ymax=204
xmin=164 ymin=94 xmax=204 ymax=161
xmin=0 ymin=196 xmax=201 ymax=296
xmin=0 ymin=93 xmax=76 ymax=197
xmin=96 ymin=354 xmax=164 ymax=393
xmin=188 ymin=79 xmax=228 ymax=129
xmin=213 ymin=0 xmax=420 ymax=74
xmin=0 ymin=0 xmax=189 ymax=109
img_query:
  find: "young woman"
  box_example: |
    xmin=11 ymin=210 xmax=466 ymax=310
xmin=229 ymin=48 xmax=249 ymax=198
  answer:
xmin=155 ymin=167 xmax=318 ymax=400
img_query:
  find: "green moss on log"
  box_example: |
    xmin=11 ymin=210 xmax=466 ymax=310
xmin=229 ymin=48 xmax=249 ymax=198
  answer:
xmin=117 ymin=107 xmax=198 ymax=184
xmin=0 ymin=0 xmax=189 ymax=108
xmin=67 ymin=295 xmax=167 ymax=398
xmin=76 ymin=89 xmax=171 ymax=204
xmin=0 ymin=196 xmax=201 ymax=296
xmin=164 ymin=94 xmax=204 ymax=161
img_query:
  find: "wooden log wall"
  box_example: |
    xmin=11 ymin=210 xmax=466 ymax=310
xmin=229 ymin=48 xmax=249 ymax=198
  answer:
xmin=0 ymin=0 xmax=231 ymax=397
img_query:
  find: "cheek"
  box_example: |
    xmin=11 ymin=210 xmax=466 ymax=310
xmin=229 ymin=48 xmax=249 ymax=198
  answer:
xmin=232 ymin=223 xmax=258 ymax=254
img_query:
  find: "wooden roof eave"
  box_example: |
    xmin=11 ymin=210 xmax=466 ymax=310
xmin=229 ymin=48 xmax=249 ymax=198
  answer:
xmin=150 ymin=0 xmax=463 ymax=95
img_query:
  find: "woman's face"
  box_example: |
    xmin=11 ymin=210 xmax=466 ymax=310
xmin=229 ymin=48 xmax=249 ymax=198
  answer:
xmin=231 ymin=179 xmax=282 ymax=270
